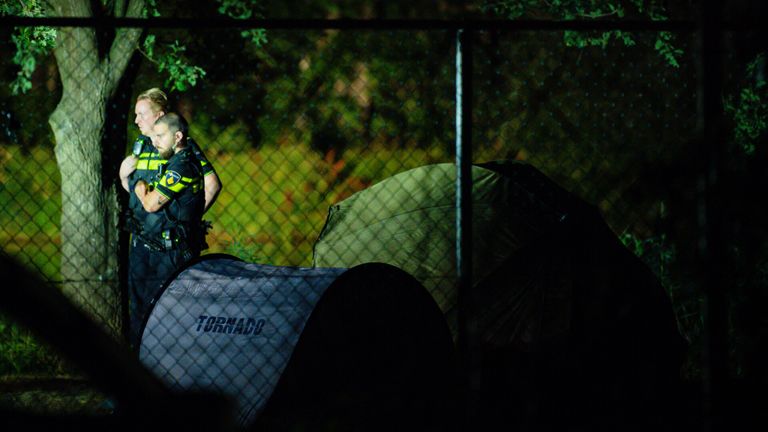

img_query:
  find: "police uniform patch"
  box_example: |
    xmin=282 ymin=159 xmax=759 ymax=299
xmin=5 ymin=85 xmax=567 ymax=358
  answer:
xmin=164 ymin=170 xmax=181 ymax=186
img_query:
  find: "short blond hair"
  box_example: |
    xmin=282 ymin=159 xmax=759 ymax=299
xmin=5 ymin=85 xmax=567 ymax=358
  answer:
xmin=136 ymin=87 xmax=168 ymax=114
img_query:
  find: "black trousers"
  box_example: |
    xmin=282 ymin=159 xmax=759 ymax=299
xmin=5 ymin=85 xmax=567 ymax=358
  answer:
xmin=127 ymin=238 xmax=198 ymax=349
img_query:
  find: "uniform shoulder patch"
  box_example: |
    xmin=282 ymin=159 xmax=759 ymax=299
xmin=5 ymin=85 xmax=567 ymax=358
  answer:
xmin=163 ymin=170 xmax=182 ymax=186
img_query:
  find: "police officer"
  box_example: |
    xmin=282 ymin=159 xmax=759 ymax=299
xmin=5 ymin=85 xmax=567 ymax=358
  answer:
xmin=120 ymin=89 xmax=221 ymax=348
xmin=128 ymin=113 xmax=207 ymax=348
xmin=119 ymin=88 xmax=221 ymax=212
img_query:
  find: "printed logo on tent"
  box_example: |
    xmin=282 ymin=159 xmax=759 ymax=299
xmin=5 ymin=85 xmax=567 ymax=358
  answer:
xmin=196 ymin=315 xmax=266 ymax=336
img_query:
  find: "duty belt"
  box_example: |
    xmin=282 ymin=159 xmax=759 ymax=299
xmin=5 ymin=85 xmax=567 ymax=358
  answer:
xmin=133 ymin=229 xmax=177 ymax=252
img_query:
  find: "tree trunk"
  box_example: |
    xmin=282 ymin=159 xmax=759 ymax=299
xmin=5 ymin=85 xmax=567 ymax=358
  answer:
xmin=47 ymin=0 xmax=144 ymax=337
xmin=51 ymin=85 xmax=122 ymax=332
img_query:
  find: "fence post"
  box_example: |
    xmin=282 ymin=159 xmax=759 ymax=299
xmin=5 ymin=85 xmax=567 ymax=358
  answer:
xmin=697 ymin=1 xmax=727 ymax=431
xmin=455 ymin=27 xmax=475 ymax=431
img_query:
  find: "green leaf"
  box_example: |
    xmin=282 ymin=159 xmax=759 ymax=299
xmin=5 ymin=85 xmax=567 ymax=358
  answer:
xmin=4 ymin=1 xmax=57 ymax=94
xmin=144 ymin=0 xmax=161 ymax=18
xmin=215 ymin=0 xmax=267 ymax=47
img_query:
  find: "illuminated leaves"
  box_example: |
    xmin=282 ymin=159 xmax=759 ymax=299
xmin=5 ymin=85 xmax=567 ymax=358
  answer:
xmin=481 ymin=0 xmax=682 ymax=68
xmin=2 ymin=0 xmax=57 ymax=95
xmin=725 ymin=53 xmax=767 ymax=155
xmin=141 ymin=36 xmax=207 ymax=92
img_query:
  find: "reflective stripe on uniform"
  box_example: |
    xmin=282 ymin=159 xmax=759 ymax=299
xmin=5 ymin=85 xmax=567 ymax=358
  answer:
xmin=136 ymin=152 xmax=167 ymax=171
xmin=156 ymin=174 xmax=202 ymax=194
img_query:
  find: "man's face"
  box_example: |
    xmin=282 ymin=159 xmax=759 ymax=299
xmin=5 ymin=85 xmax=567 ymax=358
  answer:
xmin=151 ymin=122 xmax=180 ymax=159
xmin=134 ymin=99 xmax=163 ymax=136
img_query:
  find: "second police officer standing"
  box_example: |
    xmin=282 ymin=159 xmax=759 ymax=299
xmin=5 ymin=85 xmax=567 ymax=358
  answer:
xmin=128 ymin=113 xmax=207 ymax=348
xmin=120 ymin=88 xmax=221 ymax=348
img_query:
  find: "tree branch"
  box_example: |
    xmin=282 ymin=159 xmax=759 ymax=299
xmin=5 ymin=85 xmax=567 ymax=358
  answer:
xmin=136 ymin=45 xmax=161 ymax=66
xmin=114 ymin=0 xmax=127 ymax=17
xmin=541 ymin=0 xmax=621 ymax=19
xmin=576 ymin=10 xmax=620 ymax=19
xmin=105 ymin=0 xmax=145 ymax=91
xmin=50 ymin=0 xmax=101 ymax=90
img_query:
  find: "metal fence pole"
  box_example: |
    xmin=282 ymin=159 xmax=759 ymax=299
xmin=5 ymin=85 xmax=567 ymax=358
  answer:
xmin=697 ymin=2 xmax=727 ymax=431
xmin=455 ymin=27 xmax=474 ymax=431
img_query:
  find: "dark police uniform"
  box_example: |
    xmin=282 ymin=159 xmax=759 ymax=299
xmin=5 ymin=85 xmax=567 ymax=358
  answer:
xmin=129 ymin=135 xmax=217 ymax=194
xmin=126 ymin=142 xmax=207 ymax=348
xmin=127 ymin=135 xmax=165 ymax=225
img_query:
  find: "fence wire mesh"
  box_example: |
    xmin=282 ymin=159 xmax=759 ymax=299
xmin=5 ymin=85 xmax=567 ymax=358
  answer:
xmin=0 ymin=13 xmax=764 ymax=431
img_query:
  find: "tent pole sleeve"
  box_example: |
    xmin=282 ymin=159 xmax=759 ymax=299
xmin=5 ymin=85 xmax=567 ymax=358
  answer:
xmin=455 ymin=27 xmax=475 ymax=431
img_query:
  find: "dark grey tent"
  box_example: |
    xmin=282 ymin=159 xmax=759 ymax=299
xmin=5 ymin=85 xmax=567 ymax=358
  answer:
xmin=139 ymin=255 xmax=454 ymax=430
xmin=313 ymin=160 xmax=687 ymax=428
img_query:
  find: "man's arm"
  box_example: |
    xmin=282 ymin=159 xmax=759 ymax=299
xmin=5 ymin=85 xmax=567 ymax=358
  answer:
xmin=134 ymin=180 xmax=169 ymax=213
xmin=119 ymin=156 xmax=138 ymax=192
xmin=203 ymin=172 xmax=222 ymax=214
xmin=188 ymin=137 xmax=221 ymax=214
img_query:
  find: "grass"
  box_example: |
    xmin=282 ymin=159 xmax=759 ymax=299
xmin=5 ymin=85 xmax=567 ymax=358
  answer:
xmin=0 ymin=374 xmax=109 ymax=415
xmin=0 ymin=141 xmax=472 ymax=378
xmin=206 ymin=142 xmax=462 ymax=266
xmin=1 ymin=139 xmax=697 ymax=386
xmin=0 ymin=315 xmax=68 ymax=376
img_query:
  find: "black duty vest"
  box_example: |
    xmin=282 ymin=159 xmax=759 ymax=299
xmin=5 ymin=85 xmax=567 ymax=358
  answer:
xmin=142 ymin=146 xmax=205 ymax=237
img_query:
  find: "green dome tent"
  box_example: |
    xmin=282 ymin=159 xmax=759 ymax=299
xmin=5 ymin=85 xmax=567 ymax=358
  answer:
xmin=314 ymin=160 xmax=595 ymax=345
xmin=313 ymin=160 xmax=686 ymax=428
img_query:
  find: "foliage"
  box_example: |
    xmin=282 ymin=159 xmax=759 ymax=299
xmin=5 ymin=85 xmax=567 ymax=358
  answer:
xmin=140 ymin=35 xmax=207 ymax=92
xmin=224 ymin=237 xmax=269 ymax=263
xmin=725 ymin=52 xmax=767 ymax=155
xmin=137 ymin=0 xmax=268 ymax=92
xmin=142 ymin=0 xmax=161 ymax=17
xmin=619 ymin=231 xmax=678 ymax=322
xmin=0 ymin=145 xmax=61 ymax=281
xmin=137 ymin=0 xmax=268 ymax=93
xmin=0 ymin=0 xmax=56 ymax=94
xmin=620 ymin=230 xmax=674 ymax=282
xmin=619 ymin=230 xmax=703 ymax=378
xmin=619 ymin=230 xmax=695 ymax=336
xmin=481 ymin=0 xmax=683 ymax=67
xmin=216 ymin=0 xmax=268 ymax=47
xmin=0 ymin=314 xmax=66 ymax=376
xmin=134 ymin=6 xmax=206 ymax=94
xmin=241 ymin=30 xmax=456 ymax=155
xmin=3 ymin=0 xmax=266 ymax=95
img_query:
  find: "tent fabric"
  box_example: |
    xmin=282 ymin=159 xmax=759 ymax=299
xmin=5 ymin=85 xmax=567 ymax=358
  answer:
xmin=313 ymin=161 xmax=588 ymax=345
xmin=252 ymin=262 xmax=456 ymax=431
xmin=139 ymin=255 xmax=346 ymax=425
xmin=138 ymin=256 xmax=455 ymax=429
xmin=312 ymin=160 xmax=687 ymax=426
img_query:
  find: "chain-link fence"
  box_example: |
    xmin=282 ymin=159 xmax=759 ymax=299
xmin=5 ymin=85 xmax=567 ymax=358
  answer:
xmin=1 ymin=8 xmax=765 ymax=431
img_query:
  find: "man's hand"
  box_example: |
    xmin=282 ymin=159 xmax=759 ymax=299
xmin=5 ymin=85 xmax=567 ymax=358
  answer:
xmin=119 ymin=156 xmax=138 ymax=192
xmin=134 ymin=179 xmax=148 ymax=197
xmin=134 ymin=180 xmax=167 ymax=213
